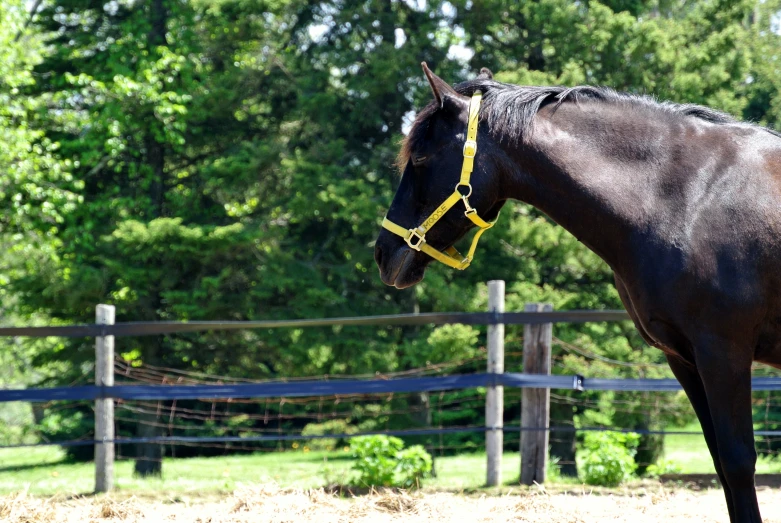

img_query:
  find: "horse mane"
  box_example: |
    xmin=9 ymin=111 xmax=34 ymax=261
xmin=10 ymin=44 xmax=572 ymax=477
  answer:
xmin=398 ymin=80 xmax=781 ymax=170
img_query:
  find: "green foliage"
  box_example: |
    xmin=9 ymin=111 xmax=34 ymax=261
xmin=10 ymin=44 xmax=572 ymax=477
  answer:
xmin=38 ymin=410 xmax=94 ymax=461
xmin=301 ymin=420 xmax=358 ymax=451
xmin=395 ymin=445 xmax=434 ymax=488
xmin=546 ymin=455 xmax=563 ymax=482
xmin=425 ymin=325 xmax=481 ymax=365
xmin=645 ymin=459 xmax=683 ymax=478
xmin=349 ymin=435 xmax=432 ymax=488
xmin=753 ymin=390 xmax=781 ymax=457
xmin=578 ymin=432 xmax=640 ymax=487
xmin=0 ymin=1 xmax=77 ymax=237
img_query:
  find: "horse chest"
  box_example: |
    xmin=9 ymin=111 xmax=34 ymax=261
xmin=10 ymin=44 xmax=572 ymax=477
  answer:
xmin=615 ymin=246 xmax=781 ymax=366
xmin=754 ymin=315 xmax=781 ymax=368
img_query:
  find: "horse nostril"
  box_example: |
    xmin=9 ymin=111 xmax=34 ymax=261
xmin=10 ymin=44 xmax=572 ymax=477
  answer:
xmin=374 ymin=244 xmax=384 ymax=267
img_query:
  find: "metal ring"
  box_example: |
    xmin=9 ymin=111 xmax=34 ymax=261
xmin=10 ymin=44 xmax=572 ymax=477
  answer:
xmin=455 ymin=183 xmax=472 ymax=198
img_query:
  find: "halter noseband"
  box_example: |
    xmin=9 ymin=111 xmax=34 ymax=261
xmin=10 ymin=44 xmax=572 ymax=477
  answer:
xmin=382 ymin=91 xmax=498 ymax=270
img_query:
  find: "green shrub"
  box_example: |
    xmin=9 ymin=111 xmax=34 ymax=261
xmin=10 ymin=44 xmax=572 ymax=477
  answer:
xmin=349 ymin=435 xmax=432 ymax=488
xmin=578 ymin=431 xmax=639 ymax=487
xmin=301 ymin=419 xmax=357 ymax=451
xmin=39 ymin=409 xmax=94 ymax=461
xmin=645 ymin=459 xmax=683 ymax=478
xmin=393 ymin=445 xmax=433 ymax=487
xmin=425 ymin=324 xmax=480 ymax=364
xmin=546 ymin=455 xmax=562 ymax=482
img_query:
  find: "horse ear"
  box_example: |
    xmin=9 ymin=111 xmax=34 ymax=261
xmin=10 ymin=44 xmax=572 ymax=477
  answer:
xmin=422 ymin=62 xmax=468 ymax=111
xmin=477 ymin=67 xmax=493 ymax=80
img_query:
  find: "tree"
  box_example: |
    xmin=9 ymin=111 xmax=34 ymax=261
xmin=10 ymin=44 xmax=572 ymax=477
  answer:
xmin=0 ymin=0 xmax=82 ymax=447
xmin=18 ymin=0 xmax=305 ymax=475
xmin=16 ymin=0 xmax=459 ymax=472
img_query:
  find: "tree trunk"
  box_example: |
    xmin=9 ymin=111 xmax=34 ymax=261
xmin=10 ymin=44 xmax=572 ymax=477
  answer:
xmin=133 ymin=402 xmax=164 ymax=477
xmin=549 ymin=399 xmax=577 ymax=477
xmin=134 ymin=339 xmax=164 ymax=477
xmin=146 ymin=135 xmax=166 ymax=218
xmin=635 ymin=432 xmax=663 ymax=476
xmin=134 ymin=0 xmax=168 ymax=478
xmin=414 ymin=391 xmax=436 ymax=477
xmin=147 ymin=0 xmax=167 ymax=218
xmin=523 ymin=1 xmax=545 ymax=72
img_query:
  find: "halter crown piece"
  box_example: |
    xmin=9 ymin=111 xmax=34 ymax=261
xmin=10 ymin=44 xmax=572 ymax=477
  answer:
xmin=382 ymin=91 xmax=498 ymax=270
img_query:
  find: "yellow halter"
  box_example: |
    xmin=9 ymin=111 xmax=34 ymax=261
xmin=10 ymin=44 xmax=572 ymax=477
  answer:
xmin=382 ymin=91 xmax=498 ymax=270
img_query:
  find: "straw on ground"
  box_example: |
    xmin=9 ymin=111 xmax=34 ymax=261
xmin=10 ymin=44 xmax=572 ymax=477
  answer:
xmin=4 ymin=483 xmax=781 ymax=523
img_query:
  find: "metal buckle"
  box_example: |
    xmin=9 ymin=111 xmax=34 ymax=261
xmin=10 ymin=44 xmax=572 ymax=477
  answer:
xmin=405 ymin=229 xmax=425 ymax=251
xmin=462 ymin=191 xmax=476 ymax=215
xmin=463 ymin=139 xmax=477 ymax=158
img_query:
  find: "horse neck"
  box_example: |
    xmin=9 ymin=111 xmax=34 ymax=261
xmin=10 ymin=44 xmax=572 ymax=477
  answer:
xmin=500 ymin=101 xmax=661 ymax=272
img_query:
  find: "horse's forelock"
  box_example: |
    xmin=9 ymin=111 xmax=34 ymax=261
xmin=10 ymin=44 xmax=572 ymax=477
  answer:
xmin=396 ymin=102 xmax=437 ymax=173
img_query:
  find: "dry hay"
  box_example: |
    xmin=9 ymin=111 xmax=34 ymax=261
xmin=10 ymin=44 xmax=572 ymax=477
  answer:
xmin=0 ymin=491 xmax=57 ymax=523
xmin=4 ymin=483 xmax=781 ymax=522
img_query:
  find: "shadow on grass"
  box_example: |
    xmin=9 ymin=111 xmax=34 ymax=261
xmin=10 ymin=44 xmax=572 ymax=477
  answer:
xmin=0 ymin=460 xmax=72 ymax=474
xmin=657 ymin=473 xmax=781 ymax=490
xmin=316 ymin=454 xmax=353 ymax=462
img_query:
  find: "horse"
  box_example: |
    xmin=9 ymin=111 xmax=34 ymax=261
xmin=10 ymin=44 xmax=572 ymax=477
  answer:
xmin=374 ymin=63 xmax=781 ymax=522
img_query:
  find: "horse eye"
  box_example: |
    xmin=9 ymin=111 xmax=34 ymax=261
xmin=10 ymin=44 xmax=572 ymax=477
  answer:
xmin=412 ymin=156 xmax=427 ymax=165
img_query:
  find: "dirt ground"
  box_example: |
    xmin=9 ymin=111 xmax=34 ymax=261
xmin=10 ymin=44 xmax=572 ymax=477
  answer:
xmin=3 ymin=483 xmax=781 ymax=523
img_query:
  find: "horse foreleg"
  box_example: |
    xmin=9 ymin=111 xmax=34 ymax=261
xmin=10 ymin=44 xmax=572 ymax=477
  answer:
xmin=666 ymin=354 xmax=735 ymax=521
xmin=692 ymin=338 xmax=761 ymax=523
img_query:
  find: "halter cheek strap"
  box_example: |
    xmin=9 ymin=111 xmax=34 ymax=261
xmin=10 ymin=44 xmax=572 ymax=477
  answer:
xmin=382 ymin=91 xmax=498 ymax=270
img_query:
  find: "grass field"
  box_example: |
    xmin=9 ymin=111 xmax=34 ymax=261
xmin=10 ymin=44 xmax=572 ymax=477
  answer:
xmin=0 ymin=446 xmax=526 ymax=496
xmin=3 ymin=425 xmax=781 ymax=496
xmin=661 ymin=422 xmax=781 ymax=474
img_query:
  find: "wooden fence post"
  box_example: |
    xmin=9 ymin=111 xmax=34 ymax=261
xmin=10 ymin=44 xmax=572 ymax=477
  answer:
xmin=485 ymin=280 xmax=505 ymax=487
xmin=520 ymin=302 xmax=553 ymax=485
xmin=95 ymin=304 xmax=115 ymax=493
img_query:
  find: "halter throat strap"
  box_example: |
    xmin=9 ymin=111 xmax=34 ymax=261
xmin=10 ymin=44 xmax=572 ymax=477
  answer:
xmin=382 ymin=91 xmax=497 ymax=270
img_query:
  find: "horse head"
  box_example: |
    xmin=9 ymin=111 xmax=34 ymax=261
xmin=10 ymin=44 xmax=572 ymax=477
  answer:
xmin=374 ymin=64 xmax=507 ymax=288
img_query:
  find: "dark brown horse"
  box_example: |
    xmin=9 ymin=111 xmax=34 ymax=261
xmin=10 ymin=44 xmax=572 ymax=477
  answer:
xmin=374 ymin=64 xmax=781 ymax=522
